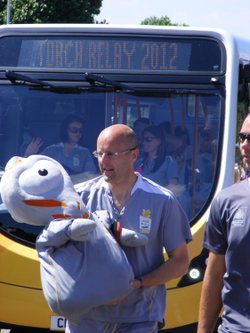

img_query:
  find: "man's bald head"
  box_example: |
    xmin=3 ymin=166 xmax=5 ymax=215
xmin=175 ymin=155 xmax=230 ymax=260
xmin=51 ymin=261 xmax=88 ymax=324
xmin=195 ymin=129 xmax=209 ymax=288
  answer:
xmin=97 ymin=124 xmax=138 ymax=148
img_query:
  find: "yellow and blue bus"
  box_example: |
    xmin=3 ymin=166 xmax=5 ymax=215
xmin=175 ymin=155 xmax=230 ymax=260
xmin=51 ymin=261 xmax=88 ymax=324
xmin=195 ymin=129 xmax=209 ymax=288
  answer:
xmin=0 ymin=24 xmax=250 ymax=332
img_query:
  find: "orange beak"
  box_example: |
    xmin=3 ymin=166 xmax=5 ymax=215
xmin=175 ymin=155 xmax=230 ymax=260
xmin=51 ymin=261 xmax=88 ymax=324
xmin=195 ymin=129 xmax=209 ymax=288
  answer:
xmin=22 ymin=199 xmax=89 ymax=219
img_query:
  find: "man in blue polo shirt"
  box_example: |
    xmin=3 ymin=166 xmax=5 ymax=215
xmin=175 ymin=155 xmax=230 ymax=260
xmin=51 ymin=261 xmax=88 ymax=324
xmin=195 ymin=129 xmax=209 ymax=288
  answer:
xmin=68 ymin=124 xmax=192 ymax=333
xmin=197 ymin=113 xmax=250 ymax=333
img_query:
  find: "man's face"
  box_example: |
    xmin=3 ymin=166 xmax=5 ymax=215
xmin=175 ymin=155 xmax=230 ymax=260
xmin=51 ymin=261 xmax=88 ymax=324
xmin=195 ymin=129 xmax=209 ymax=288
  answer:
xmin=239 ymin=116 xmax=250 ymax=171
xmin=96 ymin=130 xmax=137 ymax=184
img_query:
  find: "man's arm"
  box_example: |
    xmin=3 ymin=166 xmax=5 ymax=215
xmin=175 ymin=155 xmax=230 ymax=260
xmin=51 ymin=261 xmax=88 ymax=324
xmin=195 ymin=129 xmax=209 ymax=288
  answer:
xmin=197 ymin=251 xmax=225 ymax=333
xmin=131 ymin=241 xmax=189 ymax=288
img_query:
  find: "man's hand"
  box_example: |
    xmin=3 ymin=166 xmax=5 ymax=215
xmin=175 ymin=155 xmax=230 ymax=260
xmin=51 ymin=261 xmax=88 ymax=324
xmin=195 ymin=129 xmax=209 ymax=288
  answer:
xmin=130 ymin=278 xmax=144 ymax=289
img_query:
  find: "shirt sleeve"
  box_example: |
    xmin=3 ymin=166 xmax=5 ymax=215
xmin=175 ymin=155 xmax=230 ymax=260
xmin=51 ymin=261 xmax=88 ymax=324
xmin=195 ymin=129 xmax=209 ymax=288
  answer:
xmin=203 ymin=195 xmax=228 ymax=254
xmin=163 ymin=194 xmax=192 ymax=253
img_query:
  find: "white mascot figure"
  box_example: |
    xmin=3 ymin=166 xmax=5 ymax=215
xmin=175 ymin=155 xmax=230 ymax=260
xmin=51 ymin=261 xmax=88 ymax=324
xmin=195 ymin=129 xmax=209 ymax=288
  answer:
xmin=0 ymin=155 xmax=148 ymax=323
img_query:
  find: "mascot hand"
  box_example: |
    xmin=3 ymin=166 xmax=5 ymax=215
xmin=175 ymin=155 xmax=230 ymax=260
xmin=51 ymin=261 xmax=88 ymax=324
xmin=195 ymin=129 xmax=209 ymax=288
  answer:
xmin=68 ymin=218 xmax=96 ymax=241
xmin=120 ymin=228 xmax=148 ymax=247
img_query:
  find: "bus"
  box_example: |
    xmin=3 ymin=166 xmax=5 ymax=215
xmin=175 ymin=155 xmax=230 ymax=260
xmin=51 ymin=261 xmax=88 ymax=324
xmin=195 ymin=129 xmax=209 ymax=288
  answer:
xmin=0 ymin=24 xmax=250 ymax=332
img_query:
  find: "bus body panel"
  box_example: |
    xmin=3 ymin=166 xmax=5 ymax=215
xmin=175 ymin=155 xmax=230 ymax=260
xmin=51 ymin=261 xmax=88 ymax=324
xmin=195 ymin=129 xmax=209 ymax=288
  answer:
xmin=0 ymin=234 xmax=39 ymax=287
xmin=0 ymin=282 xmax=51 ymax=328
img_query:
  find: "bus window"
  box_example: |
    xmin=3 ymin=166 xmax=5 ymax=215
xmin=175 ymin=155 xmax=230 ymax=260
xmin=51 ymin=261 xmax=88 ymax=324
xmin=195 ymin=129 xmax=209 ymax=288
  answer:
xmin=108 ymin=92 xmax=221 ymax=219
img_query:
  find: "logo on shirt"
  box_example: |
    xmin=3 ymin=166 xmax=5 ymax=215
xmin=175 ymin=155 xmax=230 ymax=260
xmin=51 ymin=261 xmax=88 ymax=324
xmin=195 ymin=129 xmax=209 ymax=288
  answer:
xmin=142 ymin=209 xmax=151 ymax=218
xmin=139 ymin=209 xmax=152 ymax=234
xmin=232 ymin=207 xmax=246 ymax=227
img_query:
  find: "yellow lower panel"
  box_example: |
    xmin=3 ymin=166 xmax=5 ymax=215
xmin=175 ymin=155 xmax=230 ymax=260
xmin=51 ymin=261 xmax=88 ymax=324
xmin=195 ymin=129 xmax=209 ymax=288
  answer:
xmin=163 ymin=282 xmax=202 ymax=329
xmin=0 ymin=281 xmax=52 ymax=328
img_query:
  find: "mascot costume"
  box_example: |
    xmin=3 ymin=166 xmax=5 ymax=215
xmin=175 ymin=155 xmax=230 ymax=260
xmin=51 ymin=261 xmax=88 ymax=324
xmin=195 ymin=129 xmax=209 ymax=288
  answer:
xmin=0 ymin=155 xmax=148 ymax=323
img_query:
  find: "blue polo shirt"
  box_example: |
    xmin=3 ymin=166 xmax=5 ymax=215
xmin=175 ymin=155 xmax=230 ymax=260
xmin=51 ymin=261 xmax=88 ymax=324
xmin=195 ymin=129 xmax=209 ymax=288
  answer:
xmin=76 ymin=173 xmax=192 ymax=323
xmin=204 ymin=179 xmax=250 ymax=333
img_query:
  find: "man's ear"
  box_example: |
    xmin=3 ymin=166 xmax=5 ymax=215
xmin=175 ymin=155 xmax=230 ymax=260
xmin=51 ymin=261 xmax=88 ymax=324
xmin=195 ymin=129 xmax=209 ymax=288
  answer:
xmin=131 ymin=147 xmax=139 ymax=163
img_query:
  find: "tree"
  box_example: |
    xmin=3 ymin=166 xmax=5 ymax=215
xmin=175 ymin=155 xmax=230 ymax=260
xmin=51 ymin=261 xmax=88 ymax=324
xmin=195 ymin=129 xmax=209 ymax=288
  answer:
xmin=141 ymin=15 xmax=188 ymax=26
xmin=0 ymin=0 xmax=102 ymax=24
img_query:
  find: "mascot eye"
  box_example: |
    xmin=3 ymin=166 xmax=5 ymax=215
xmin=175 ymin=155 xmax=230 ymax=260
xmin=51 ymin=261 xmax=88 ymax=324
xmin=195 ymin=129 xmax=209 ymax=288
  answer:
xmin=18 ymin=159 xmax=64 ymax=195
xmin=38 ymin=169 xmax=48 ymax=176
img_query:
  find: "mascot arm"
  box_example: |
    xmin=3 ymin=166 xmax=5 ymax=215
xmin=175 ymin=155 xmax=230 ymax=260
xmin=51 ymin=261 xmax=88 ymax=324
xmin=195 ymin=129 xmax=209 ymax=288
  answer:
xmin=92 ymin=210 xmax=148 ymax=247
xmin=67 ymin=218 xmax=96 ymax=241
xmin=36 ymin=218 xmax=96 ymax=249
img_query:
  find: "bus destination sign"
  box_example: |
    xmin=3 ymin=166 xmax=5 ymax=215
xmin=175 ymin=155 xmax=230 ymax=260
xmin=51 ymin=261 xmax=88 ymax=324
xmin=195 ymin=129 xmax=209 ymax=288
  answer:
xmin=0 ymin=36 xmax=222 ymax=72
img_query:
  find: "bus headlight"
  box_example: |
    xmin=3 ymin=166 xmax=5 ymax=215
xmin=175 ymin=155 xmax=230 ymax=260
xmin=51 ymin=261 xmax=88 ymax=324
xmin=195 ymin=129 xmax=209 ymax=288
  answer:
xmin=177 ymin=248 xmax=208 ymax=287
xmin=189 ymin=268 xmax=201 ymax=280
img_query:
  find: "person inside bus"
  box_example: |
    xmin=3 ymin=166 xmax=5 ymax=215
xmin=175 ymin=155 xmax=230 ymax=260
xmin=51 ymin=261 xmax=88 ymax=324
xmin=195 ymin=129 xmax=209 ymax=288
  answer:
xmin=137 ymin=124 xmax=192 ymax=218
xmin=158 ymin=121 xmax=176 ymax=155
xmin=24 ymin=114 xmax=96 ymax=175
xmin=133 ymin=117 xmax=152 ymax=168
xmin=133 ymin=117 xmax=152 ymax=150
xmin=197 ymin=112 xmax=250 ymax=333
xmin=197 ymin=125 xmax=217 ymax=184
xmin=169 ymin=125 xmax=193 ymax=187
xmin=135 ymin=125 xmax=178 ymax=186
xmin=71 ymin=123 xmax=191 ymax=333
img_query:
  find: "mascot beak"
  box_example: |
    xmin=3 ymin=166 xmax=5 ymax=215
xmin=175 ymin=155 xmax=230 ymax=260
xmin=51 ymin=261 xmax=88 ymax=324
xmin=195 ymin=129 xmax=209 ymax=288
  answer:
xmin=22 ymin=199 xmax=68 ymax=207
xmin=22 ymin=199 xmax=89 ymax=220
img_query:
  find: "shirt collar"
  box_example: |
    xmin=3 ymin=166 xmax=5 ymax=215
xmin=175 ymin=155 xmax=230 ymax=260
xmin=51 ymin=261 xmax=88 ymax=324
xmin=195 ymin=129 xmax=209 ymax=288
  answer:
xmin=102 ymin=172 xmax=142 ymax=196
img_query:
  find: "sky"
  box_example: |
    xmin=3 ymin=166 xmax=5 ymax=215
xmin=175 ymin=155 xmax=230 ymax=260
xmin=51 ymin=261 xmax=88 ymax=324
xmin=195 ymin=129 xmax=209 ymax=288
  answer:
xmin=95 ymin=0 xmax=250 ymax=39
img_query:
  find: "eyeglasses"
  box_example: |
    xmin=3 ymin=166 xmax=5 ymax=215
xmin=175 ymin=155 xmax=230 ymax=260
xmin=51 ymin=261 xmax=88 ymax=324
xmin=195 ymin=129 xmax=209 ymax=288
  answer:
xmin=143 ymin=136 xmax=157 ymax=143
xmin=93 ymin=146 xmax=137 ymax=159
xmin=68 ymin=127 xmax=83 ymax=134
xmin=239 ymin=132 xmax=250 ymax=143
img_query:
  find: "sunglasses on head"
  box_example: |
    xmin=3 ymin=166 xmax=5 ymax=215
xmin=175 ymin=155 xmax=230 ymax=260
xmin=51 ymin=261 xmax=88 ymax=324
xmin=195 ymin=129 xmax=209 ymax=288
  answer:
xmin=239 ymin=132 xmax=250 ymax=143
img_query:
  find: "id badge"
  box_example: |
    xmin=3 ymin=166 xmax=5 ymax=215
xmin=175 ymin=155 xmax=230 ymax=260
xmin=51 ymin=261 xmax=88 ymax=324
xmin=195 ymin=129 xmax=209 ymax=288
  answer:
xmin=140 ymin=215 xmax=151 ymax=234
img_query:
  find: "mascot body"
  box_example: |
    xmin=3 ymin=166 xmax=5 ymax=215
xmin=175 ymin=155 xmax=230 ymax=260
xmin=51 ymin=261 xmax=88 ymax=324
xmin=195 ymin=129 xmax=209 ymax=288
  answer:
xmin=0 ymin=155 xmax=147 ymax=323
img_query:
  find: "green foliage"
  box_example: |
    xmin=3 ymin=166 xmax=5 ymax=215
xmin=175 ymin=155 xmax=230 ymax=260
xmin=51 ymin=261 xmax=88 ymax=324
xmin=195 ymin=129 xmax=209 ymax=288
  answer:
xmin=141 ymin=15 xmax=188 ymax=26
xmin=0 ymin=0 xmax=102 ymax=24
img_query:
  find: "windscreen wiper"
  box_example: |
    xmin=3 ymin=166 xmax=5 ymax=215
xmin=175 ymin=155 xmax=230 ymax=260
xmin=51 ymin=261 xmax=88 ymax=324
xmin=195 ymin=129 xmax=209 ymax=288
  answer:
xmin=6 ymin=70 xmax=55 ymax=88
xmin=5 ymin=70 xmax=134 ymax=94
xmin=84 ymin=72 xmax=134 ymax=93
xmin=5 ymin=70 xmax=82 ymax=94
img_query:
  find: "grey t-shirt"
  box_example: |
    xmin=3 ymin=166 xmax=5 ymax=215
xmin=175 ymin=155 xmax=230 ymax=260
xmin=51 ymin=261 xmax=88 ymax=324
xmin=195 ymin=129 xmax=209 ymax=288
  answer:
xmin=77 ymin=173 xmax=192 ymax=323
xmin=203 ymin=179 xmax=250 ymax=332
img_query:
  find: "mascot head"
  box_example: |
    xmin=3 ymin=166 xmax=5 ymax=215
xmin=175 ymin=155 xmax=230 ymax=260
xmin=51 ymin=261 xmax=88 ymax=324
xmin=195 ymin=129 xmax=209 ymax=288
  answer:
xmin=0 ymin=155 xmax=89 ymax=226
